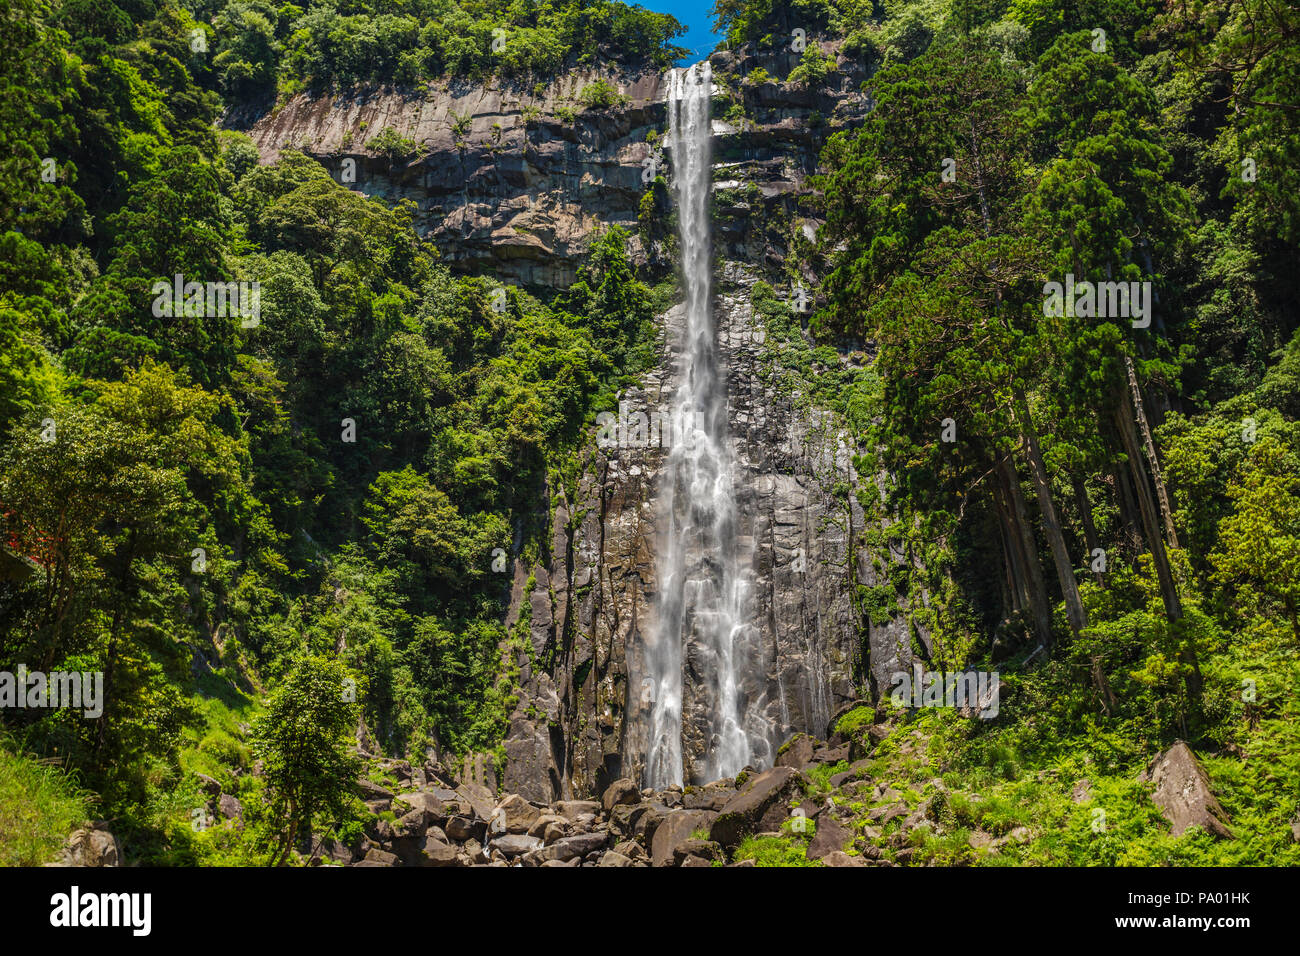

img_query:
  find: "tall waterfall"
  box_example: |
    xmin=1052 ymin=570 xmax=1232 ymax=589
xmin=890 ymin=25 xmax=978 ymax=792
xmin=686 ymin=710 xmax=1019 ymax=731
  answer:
xmin=646 ymin=61 xmax=753 ymax=788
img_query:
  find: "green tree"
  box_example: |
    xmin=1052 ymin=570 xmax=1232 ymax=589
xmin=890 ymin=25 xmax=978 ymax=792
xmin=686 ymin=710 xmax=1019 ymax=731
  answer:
xmin=251 ymin=654 xmax=360 ymax=865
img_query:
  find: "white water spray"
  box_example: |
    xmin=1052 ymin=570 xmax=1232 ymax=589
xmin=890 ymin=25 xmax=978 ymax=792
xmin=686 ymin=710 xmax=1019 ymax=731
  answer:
xmin=646 ymin=62 xmax=753 ymax=788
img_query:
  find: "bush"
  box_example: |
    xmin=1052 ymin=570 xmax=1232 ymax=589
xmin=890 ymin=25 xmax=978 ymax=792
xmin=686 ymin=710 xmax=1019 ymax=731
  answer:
xmin=576 ymin=79 xmax=627 ymax=110
xmin=365 ymin=126 xmax=418 ymax=162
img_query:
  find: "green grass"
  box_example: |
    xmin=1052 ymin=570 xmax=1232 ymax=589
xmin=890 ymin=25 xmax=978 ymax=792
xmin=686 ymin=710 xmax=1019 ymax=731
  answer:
xmin=803 ymin=759 xmax=849 ymax=800
xmin=834 ymin=703 xmax=875 ymax=736
xmin=0 ymin=742 xmax=89 ymax=866
xmin=733 ymin=834 xmax=821 ymax=867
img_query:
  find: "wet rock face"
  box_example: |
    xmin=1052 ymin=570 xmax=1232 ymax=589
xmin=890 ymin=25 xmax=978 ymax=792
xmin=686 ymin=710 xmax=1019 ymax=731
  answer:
xmin=707 ymin=38 xmax=873 ymax=271
xmin=504 ymin=284 xmax=872 ymax=795
xmin=235 ymin=69 xmax=668 ymax=289
xmin=233 ymin=35 xmax=868 ymax=295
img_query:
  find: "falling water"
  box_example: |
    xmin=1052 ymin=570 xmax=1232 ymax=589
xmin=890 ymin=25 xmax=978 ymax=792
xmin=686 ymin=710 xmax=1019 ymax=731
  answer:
xmin=646 ymin=62 xmax=752 ymax=788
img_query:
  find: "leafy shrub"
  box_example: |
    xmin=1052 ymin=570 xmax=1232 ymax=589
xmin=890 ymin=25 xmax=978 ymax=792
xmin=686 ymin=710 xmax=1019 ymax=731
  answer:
xmin=576 ymin=79 xmax=627 ymax=110
xmin=366 ymin=126 xmax=418 ymax=162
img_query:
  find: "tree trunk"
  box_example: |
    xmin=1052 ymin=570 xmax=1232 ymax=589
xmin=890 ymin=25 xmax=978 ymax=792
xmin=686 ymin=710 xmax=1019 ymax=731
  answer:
xmin=93 ymin=531 xmax=137 ymax=763
xmin=998 ymin=455 xmax=1053 ymax=648
xmin=276 ymin=799 xmax=299 ymax=867
xmin=1072 ymin=474 xmax=1104 ymax=585
xmin=992 ymin=490 xmax=1021 ymax=615
xmin=1115 ymin=395 xmax=1182 ymax=623
xmin=1114 ymin=394 xmax=1202 ymax=705
xmin=1017 ymin=414 xmax=1088 ymax=642
xmin=1124 ymin=356 xmax=1179 ymax=549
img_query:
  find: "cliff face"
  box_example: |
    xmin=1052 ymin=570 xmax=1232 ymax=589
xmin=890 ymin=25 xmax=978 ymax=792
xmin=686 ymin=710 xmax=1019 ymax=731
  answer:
xmin=234 ymin=67 xmax=667 ymax=288
xmin=237 ymin=38 xmax=902 ymax=799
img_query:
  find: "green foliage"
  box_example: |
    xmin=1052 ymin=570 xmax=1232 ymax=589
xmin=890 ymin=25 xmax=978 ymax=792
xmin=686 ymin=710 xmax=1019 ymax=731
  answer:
xmin=788 ymin=43 xmax=834 ymax=87
xmin=277 ymin=0 xmax=686 ymax=91
xmin=733 ymin=834 xmax=821 ymax=866
xmin=0 ymin=0 xmax=663 ymax=865
xmin=576 ymin=79 xmax=627 ymax=110
xmin=251 ymin=654 xmax=360 ymax=865
xmin=365 ymin=126 xmax=418 ymax=163
xmin=0 ymin=741 xmax=89 ymax=866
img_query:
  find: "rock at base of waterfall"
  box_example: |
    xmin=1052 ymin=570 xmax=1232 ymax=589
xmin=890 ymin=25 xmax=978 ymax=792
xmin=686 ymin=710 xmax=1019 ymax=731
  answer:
xmin=651 ymin=809 xmax=718 ymax=867
xmin=601 ymin=778 xmax=641 ymax=813
xmin=709 ymin=765 xmax=804 ymax=849
xmin=807 ymin=815 xmax=852 ymax=861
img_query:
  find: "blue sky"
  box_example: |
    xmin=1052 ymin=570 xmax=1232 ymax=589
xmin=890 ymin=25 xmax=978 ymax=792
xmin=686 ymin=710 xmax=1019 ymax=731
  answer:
xmin=645 ymin=0 xmax=725 ymax=64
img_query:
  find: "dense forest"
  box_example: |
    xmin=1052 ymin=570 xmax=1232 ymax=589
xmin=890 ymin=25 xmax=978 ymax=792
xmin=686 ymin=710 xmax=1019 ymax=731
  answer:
xmin=1 ymin=0 xmax=677 ymax=864
xmin=1 ymin=0 xmax=1297 ymax=868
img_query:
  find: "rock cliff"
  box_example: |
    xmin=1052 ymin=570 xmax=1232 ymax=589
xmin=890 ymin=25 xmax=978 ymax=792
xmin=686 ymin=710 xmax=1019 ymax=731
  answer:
xmin=236 ymin=36 xmax=904 ymax=798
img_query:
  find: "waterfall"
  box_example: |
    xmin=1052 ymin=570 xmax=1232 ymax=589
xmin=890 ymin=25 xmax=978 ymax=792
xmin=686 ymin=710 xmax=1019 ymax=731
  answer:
xmin=645 ymin=61 xmax=753 ymax=788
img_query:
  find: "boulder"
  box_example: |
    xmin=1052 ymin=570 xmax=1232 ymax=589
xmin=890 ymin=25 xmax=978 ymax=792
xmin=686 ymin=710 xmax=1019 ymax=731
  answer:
xmin=634 ymin=804 xmax=668 ymax=843
xmin=811 ymin=745 xmax=849 ymax=765
xmin=535 ymin=831 xmax=608 ymax=863
xmin=495 ymin=793 xmax=542 ymax=833
xmin=393 ymin=808 xmax=427 ymax=837
xmin=554 ymin=800 xmax=601 ymax=821
xmin=464 ymin=839 xmax=489 ymax=865
xmin=445 ymin=815 xmax=484 ymax=842
xmin=455 ymin=782 xmax=496 ymax=823
xmin=806 ymin=816 xmax=850 ymax=861
xmin=55 ymin=826 xmax=121 ymax=867
xmin=709 ymin=766 xmax=804 ymax=849
xmin=672 ymin=838 xmax=724 ymax=866
xmin=194 ymin=773 xmax=222 ymax=798
xmin=417 ymin=835 xmax=459 ymax=867
xmin=597 ymin=850 xmax=635 ymax=867
xmin=492 ymin=834 xmax=543 ymax=858
xmin=314 ymin=836 xmax=356 ymax=865
xmin=821 ymin=850 xmax=866 ymax=867
xmin=362 ymin=848 xmax=398 ymax=866
xmin=613 ymin=840 xmax=647 ymax=861
xmin=829 ymin=758 xmax=872 ymax=789
xmin=601 ymin=778 xmax=640 ymax=813
xmin=217 ymin=793 xmax=243 ymax=821
xmin=868 ymin=803 xmax=906 ymax=825
xmin=1144 ymin=741 xmax=1232 ymax=838
xmin=775 ymin=733 xmax=818 ymax=770
xmin=394 ymin=791 xmax=448 ymax=825
xmin=683 ymin=785 xmax=734 ymax=811
xmin=650 ymin=809 xmax=717 ymax=867
xmin=528 ymin=813 xmax=567 ymax=838
xmin=355 ymin=778 xmax=394 ymax=801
